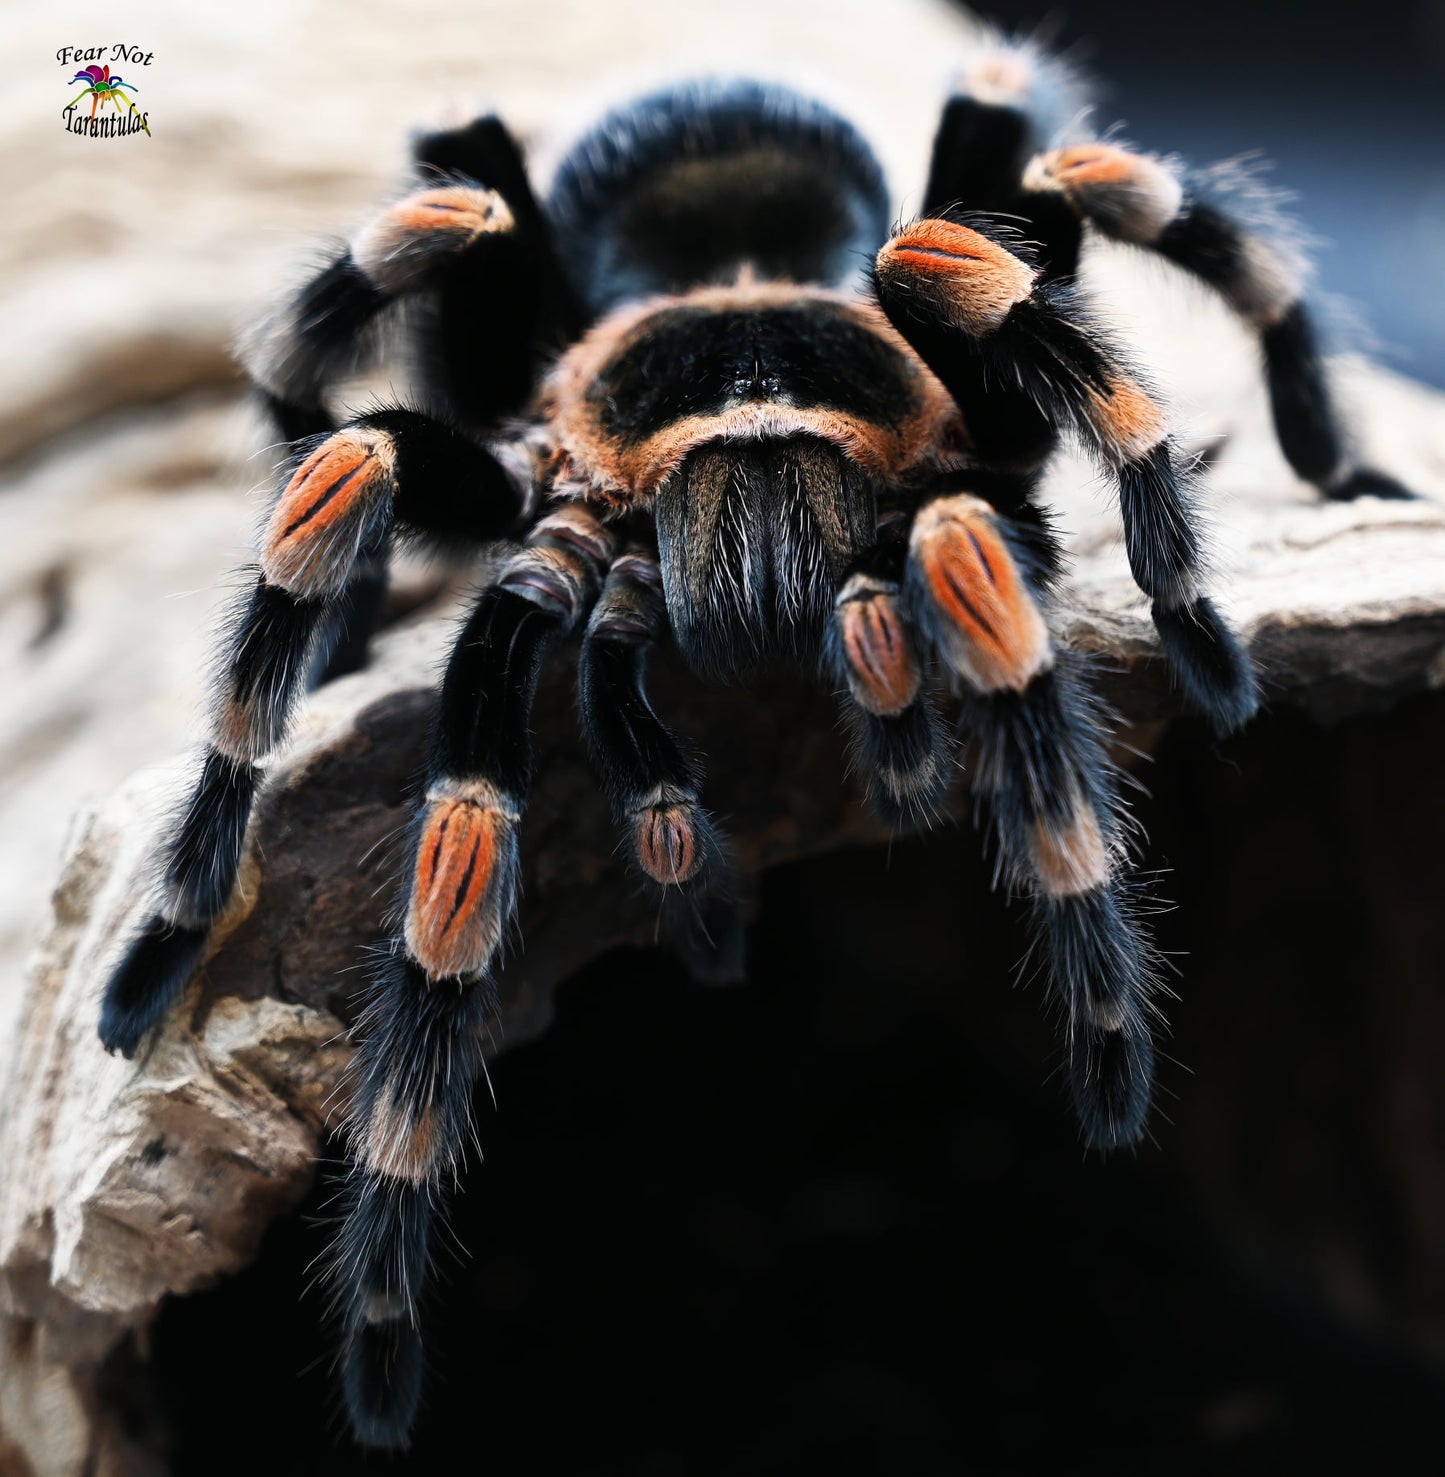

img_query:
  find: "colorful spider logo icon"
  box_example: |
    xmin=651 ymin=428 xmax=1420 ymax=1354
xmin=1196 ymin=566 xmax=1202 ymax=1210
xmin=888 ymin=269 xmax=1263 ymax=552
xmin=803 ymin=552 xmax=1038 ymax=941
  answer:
xmin=65 ymin=64 xmax=150 ymax=135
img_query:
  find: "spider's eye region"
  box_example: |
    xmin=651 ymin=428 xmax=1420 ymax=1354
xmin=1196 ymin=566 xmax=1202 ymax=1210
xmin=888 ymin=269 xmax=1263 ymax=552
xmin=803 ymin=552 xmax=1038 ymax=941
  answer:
xmin=727 ymin=373 xmax=785 ymax=398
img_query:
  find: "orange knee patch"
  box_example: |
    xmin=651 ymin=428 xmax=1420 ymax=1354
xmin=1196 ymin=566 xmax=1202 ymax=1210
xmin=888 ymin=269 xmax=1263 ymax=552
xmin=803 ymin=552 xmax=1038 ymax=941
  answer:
xmin=633 ymin=804 xmax=702 ymax=886
xmin=912 ymin=495 xmax=1050 ymax=692
xmin=1023 ymin=145 xmax=1183 ymax=244
xmin=352 ymin=185 xmax=514 ymax=293
xmin=876 ymin=220 xmax=1035 ymax=337
xmin=362 ymin=1089 xmax=439 ymax=1184
xmin=392 ymin=185 xmax=513 ymax=237
xmin=405 ymin=795 xmax=509 ymax=980
xmin=1029 ymin=806 xmax=1111 ymax=897
xmin=837 ymin=583 xmax=920 ymax=716
xmin=1085 ymin=375 xmax=1169 ymax=464
xmin=261 ymin=429 xmax=395 ymax=598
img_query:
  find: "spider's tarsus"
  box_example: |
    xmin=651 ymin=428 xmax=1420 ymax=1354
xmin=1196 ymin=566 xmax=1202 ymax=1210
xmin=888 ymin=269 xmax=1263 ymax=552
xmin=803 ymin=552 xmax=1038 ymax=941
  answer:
xmin=1327 ymin=469 xmax=1418 ymax=503
xmin=1151 ymin=595 xmax=1261 ymax=736
xmin=1069 ymin=1017 xmax=1155 ymax=1151
xmin=98 ymin=916 xmax=209 ymax=1056
xmin=343 ymin=1315 xmax=425 ymax=1449
xmin=335 ymin=1172 xmax=434 ymax=1449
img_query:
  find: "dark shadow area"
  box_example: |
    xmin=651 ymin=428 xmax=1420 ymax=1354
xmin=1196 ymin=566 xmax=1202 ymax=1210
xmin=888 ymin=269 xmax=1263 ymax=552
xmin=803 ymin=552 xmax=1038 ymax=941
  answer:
xmin=150 ymin=694 xmax=1445 ymax=1474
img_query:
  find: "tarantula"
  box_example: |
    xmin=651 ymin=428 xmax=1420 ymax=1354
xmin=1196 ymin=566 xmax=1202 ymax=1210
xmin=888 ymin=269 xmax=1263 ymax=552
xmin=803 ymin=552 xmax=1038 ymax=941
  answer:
xmin=97 ymin=33 xmax=1409 ymax=1447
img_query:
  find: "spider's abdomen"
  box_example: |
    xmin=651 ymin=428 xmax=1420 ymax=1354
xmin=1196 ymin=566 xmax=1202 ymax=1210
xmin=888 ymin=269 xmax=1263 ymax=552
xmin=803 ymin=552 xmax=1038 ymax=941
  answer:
xmin=654 ymin=434 xmax=876 ymax=676
xmin=547 ymin=79 xmax=889 ymax=312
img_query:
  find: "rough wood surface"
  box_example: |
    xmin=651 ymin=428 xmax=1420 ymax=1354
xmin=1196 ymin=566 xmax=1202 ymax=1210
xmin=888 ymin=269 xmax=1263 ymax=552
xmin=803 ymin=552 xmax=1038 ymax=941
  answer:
xmin=2 ymin=2 xmax=1444 ymax=1470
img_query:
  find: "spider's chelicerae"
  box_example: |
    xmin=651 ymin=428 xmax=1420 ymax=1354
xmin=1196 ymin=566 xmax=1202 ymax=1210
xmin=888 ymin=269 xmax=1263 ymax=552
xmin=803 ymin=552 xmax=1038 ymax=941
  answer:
xmin=98 ymin=33 xmax=1410 ymax=1446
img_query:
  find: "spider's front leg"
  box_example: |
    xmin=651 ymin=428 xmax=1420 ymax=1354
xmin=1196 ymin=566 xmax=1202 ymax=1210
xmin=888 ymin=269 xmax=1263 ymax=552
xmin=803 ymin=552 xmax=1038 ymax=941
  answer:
xmin=97 ymin=409 xmax=524 ymax=1057
xmin=578 ymin=547 xmax=744 ymax=981
xmin=839 ymin=486 xmax=1156 ymax=1146
xmin=337 ymin=503 xmax=612 ymax=1447
xmin=873 ymin=218 xmax=1260 ymax=735
xmin=1022 ymin=139 xmax=1414 ymax=501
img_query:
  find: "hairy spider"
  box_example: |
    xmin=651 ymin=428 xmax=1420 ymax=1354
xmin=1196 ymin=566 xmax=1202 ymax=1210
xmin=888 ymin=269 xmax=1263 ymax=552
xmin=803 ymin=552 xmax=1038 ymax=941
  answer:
xmin=97 ymin=32 xmax=1409 ymax=1447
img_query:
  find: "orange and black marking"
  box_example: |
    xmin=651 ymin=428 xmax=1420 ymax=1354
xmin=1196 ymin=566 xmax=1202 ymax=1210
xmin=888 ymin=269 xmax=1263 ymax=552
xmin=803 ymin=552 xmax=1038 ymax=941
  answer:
xmin=403 ymin=783 xmax=516 ymax=981
xmin=351 ymin=185 xmax=516 ymax=294
xmin=362 ymin=1086 xmax=440 ymax=1184
xmin=497 ymin=504 xmax=615 ymax=622
xmin=261 ymin=429 xmax=396 ymax=599
xmin=1023 ymin=144 xmax=1184 ymax=246
xmin=835 ymin=573 xmax=921 ymax=717
xmin=1028 ymin=805 xmax=1112 ymax=899
xmin=1084 ymin=373 xmax=1169 ymax=466
xmin=633 ymin=801 xmax=703 ymax=886
xmin=875 ymin=219 xmax=1037 ymax=338
xmin=910 ymin=494 xmax=1050 ymax=692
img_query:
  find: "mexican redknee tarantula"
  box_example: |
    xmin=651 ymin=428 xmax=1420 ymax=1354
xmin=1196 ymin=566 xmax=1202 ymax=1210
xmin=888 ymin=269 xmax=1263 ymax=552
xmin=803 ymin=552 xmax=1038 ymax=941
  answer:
xmin=98 ymin=33 xmax=1410 ymax=1447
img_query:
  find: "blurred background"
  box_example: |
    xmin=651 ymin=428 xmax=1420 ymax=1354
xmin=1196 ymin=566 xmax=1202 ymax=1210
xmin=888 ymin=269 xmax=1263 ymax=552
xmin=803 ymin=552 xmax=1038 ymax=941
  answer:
xmin=2 ymin=0 xmax=1444 ymax=1471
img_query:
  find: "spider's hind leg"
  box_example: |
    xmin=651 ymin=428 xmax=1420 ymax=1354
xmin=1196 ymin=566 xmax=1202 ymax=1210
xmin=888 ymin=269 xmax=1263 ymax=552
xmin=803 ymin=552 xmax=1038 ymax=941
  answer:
xmin=578 ymin=547 xmax=744 ymax=983
xmin=336 ymin=504 xmax=613 ymax=1448
xmin=1024 ymin=141 xmax=1414 ymax=501
xmin=905 ymin=488 xmax=1158 ymax=1146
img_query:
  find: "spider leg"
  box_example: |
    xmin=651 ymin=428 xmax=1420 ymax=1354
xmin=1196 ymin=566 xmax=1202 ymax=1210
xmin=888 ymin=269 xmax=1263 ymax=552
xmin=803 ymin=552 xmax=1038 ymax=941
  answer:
xmin=1023 ymin=141 xmax=1414 ymax=501
xmin=245 ymin=114 xmax=577 ymax=682
xmin=337 ymin=503 xmax=613 ymax=1448
xmin=247 ymin=112 xmax=577 ymax=444
xmin=873 ymin=218 xmax=1259 ymax=734
xmin=577 ymin=547 xmax=744 ymax=983
xmin=829 ymin=525 xmax=955 ymax=828
xmin=245 ymin=182 xmax=518 ymax=444
xmin=97 ymin=409 xmax=526 ymax=1058
xmin=906 ymin=486 xmax=1156 ymax=1147
xmin=407 ymin=111 xmax=585 ymax=415
xmin=923 ymin=31 xmax=1092 ymax=277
